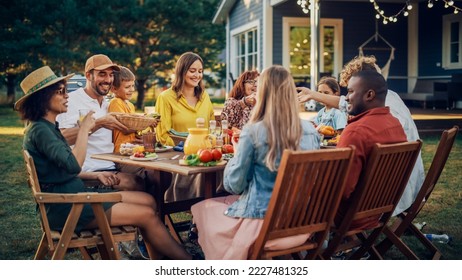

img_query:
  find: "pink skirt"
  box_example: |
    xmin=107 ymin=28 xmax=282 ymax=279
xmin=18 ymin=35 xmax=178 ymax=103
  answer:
xmin=191 ymin=195 xmax=311 ymax=260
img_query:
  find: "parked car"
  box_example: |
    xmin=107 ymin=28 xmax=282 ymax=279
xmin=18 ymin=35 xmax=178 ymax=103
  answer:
xmin=67 ymin=74 xmax=86 ymax=92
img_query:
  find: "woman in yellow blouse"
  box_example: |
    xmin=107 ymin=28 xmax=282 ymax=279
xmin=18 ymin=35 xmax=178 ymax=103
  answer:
xmin=156 ymin=52 xmax=217 ymax=202
xmin=156 ymin=52 xmax=215 ymax=147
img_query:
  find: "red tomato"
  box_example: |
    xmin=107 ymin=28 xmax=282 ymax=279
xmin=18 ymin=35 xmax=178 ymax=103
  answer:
xmin=222 ymin=144 xmax=234 ymax=154
xmin=211 ymin=148 xmax=222 ymax=161
xmin=198 ymin=149 xmax=213 ymax=163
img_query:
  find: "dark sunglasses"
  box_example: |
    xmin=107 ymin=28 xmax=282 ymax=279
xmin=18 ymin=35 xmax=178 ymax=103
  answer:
xmin=54 ymin=86 xmax=67 ymax=96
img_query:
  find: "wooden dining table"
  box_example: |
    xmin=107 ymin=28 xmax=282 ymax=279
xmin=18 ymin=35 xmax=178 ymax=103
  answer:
xmin=91 ymin=150 xmax=227 ymax=242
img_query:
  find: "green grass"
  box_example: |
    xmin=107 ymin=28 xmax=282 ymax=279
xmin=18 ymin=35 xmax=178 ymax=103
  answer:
xmin=0 ymin=104 xmax=461 ymax=260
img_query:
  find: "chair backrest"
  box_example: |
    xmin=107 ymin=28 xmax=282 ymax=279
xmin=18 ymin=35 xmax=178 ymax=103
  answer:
xmin=323 ymin=140 xmax=422 ymax=258
xmin=249 ymin=146 xmax=355 ymax=259
xmin=408 ymin=126 xmax=459 ymax=220
xmin=23 ymin=150 xmax=55 ymax=251
xmin=346 ymin=140 xmax=422 ymax=231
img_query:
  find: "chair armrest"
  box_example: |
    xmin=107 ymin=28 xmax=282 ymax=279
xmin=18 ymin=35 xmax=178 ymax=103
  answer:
xmin=34 ymin=192 xmax=123 ymax=204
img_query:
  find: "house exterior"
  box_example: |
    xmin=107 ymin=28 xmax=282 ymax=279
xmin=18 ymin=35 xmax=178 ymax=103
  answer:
xmin=213 ymin=0 xmax=462 ymax=107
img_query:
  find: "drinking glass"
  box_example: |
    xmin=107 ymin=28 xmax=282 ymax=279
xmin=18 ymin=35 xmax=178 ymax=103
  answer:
xmin=78 ymin=109 xmax=91 ymax=124
xmin=142 ymin=131 xmax=156 ymax=153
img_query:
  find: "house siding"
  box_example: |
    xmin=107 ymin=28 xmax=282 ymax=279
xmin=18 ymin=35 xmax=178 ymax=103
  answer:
xmin=273 ymin=1 xmax=408 ymax=91
xmin=222 ymin=0 xmax=461 ymax=93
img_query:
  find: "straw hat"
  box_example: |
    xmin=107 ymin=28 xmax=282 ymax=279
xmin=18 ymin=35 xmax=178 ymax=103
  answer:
xmin=14 ymin=66 xmax=74 ymax=110
xmin=85 ymin=54 xmax=120 ymax=73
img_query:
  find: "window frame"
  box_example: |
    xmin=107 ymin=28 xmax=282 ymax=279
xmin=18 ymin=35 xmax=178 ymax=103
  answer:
xmin=230 ymin=20 xmax=260 ymax=78
xmin=282 ymin=17 xmax=343 ymax=79
xmin=443 ymin=13 xmax=462 ymax=69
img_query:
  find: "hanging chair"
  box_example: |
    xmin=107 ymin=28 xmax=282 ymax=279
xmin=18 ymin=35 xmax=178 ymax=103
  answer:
xmin=358 ymin=22 xmax=395 ymax=80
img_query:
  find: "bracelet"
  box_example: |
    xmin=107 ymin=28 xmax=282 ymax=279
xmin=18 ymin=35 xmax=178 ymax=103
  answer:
xmin=243 ymin=97 xmax=249 ymax=106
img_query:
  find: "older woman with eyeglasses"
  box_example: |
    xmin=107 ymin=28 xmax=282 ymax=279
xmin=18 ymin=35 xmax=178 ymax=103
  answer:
xmin=221 ymin=70 xmax=259 ymax=130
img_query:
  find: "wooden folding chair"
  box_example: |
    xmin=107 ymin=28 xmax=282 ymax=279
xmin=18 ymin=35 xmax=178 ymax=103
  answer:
xmin=321 ymin=140 xmax=422 ymax=260
xmin=375 ymin=126 xmax=459 ymax=259
xmin=249 ymin=147 xmax=355 ymax=260
xmin=23 ymin=150 xmax=136 ymax=260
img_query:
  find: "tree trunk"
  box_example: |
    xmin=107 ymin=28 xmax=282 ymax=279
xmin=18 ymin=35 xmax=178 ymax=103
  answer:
xmin=6 ymin=73 xmax=16 ymax=105
xmin=135 ymin=79 xmax=146 ymax=110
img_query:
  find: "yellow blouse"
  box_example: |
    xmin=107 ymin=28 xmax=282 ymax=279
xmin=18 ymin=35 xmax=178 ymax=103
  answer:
xmin=156 ymin=87 xmax=215 ymax=146
xmin=108 ymin=97 xmax=136 ymax=153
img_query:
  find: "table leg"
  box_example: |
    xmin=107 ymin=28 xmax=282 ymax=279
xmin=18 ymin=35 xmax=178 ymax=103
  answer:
xmin=150 ymin=171 xmax=220 ymax=244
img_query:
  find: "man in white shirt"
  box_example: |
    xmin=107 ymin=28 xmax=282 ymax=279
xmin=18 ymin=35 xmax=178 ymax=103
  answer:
xmin=297 ymin=55 xmax=425 ymax=216
xmin=57 ymin=54 xmax=144 ymax=191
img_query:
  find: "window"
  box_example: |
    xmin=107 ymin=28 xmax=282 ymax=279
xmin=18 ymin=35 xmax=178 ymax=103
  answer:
xmin=443 ymin=14 xmax=462 ymax=69
xmin=283 ymin=17 xmax=343 ymax=83
xmin=231 ymin=21 xmax=259 ymax=77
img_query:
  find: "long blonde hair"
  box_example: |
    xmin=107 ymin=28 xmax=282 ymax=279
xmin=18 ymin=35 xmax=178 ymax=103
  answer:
xmin=248 ymin=65 xmax=302 ymax=171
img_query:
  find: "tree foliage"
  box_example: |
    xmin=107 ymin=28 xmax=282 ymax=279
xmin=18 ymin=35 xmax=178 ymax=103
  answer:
xmin=0 ymin=0 xmax=225 ymax=108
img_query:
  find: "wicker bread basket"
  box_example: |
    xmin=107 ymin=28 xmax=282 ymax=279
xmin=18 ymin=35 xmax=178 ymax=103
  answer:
xmin=115 ymin=114 xmax=157 ymax=131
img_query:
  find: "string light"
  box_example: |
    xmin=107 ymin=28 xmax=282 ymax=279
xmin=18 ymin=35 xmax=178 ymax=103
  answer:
xmin=297 ymin=0 xmax=311 ymax=14
xmin=428 ymin=0 xmax=462 ymax=14
xmin=298 ymin=1 xmax=462 ymax=25
xmin=370 ymin=0 xmax=412 ymax=25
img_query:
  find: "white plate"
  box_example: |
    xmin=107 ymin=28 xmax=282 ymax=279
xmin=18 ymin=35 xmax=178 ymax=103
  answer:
xmin=222 ymin=153 xmax=234 ymax=161
xmin=155 ymin=145 xmax=174 ymax=153
xmin=129 ymin=154 xmax=158 ymax=161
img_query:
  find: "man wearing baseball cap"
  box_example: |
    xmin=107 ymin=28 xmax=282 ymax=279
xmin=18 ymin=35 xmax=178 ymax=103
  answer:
xmin=57 ymin=54 xmax=144 ymax=192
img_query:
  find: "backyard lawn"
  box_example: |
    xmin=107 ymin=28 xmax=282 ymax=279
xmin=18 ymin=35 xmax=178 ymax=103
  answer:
xmin=0 ymin=105 xmax=461 ymax=260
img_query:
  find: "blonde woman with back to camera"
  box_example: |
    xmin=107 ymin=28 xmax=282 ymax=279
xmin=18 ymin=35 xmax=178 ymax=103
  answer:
xmin=191 ymin=65 xmax=320 ymax=260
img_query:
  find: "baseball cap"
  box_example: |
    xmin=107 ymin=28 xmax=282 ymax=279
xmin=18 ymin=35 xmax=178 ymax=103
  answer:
xmin=85 ymin=54 xmax=121 ymax=73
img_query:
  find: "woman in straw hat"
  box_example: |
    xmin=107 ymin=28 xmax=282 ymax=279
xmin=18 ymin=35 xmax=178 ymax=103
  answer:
xmin=16 ymin=66 xmax=192 ymax=260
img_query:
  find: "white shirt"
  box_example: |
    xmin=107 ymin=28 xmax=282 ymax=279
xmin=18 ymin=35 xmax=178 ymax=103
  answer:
xmin=339 ymin=90 xmax=425 ymax=216
xmin=56 ymin=88 xmax=115 ymax=172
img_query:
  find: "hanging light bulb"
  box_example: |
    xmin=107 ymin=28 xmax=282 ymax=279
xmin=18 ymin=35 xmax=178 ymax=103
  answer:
xmin=407 ymin=4 xmax=413 ymax=10
xmin=428 ymin=0 xmax=434 ymax=8
xmin=455 ymin=9 xmax=459 ymax=14
xmin=404 ymin=11 xmax=409 ymax=16
xmin=383 ymin=19 xmax=388 ymax=24
xmin=376 ymin=14 xmax=381 ymax=19
xmin=448 ymin=0 xmax=454 ymax=6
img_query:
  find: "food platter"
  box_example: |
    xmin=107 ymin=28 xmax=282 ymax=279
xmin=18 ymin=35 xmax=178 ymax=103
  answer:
xmin=129 ymin=154 xmax=158 ymax=161
xmin=155 ymin=145 xmax=174 ymax=153
xmin=179 ymin=159 xmax=227 ymax=166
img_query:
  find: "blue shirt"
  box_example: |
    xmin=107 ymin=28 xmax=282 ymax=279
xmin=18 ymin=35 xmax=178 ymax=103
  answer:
xmin=313 ymin=107 xmax=347 ymax=130
xmin=223 ymin=120 xmax=320 ymax=219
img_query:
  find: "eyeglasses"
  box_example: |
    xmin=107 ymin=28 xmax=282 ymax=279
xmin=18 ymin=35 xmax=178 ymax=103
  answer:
xmin=245 ymin=80 xmax=258 ymax=86
xmin=55 ymin=86 xmax=67 ymax=96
